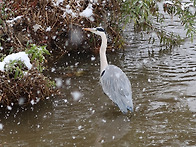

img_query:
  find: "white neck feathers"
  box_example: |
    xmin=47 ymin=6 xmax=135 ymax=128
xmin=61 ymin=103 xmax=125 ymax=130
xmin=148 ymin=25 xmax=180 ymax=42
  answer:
xmin=99 ymin=33 xmax=108 ymax=73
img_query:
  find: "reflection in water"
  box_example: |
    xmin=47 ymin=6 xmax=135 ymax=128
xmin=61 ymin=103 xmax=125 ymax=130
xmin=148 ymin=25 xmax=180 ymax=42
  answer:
xmin=93 ymin=114 xmax=132 ymax=146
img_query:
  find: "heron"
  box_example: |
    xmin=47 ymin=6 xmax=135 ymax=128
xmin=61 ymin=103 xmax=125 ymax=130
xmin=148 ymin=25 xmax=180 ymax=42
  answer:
xmin=83 ymin=27 xmax=133 ymax=113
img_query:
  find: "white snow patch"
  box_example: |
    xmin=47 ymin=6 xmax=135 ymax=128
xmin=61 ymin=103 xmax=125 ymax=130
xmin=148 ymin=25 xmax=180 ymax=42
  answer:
xmin=164 ymin=1 xmax=174 ymax=5
xmin=80 ymin=4 xmax=93 ymax=17
xmin=33 ymin=24 xmax=42 ymax=32
xmin=46 ymin=26 xmax=52 ymax=32
xmin=79 ymin=4 xmax=94 ymax=21
xmin=62 ymin=5 xmax=77 ymax=18
xmin=71 ymin=91 xmax=82 ymax=101
xmin=0 ymin=52 xmax=32 ymax=72
xmin=52 ymin=36 xmax=56 ymax=40
xmin=51 ymin=67 xmax=56 ymax=72
xmin=0 ymin=62 xmax=5 ymax=71
xmin=6 ymin=15 xmax=23 ymax=26
xmin=52 ymin=0 xmax=64 ymax=6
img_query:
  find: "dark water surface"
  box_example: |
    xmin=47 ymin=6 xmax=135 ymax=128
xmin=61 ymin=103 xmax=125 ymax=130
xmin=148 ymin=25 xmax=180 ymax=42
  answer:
xmin=0 ymin=36 xmax=196 ymax=146
xmin=1 ymin=6 xmax=196 ymax=147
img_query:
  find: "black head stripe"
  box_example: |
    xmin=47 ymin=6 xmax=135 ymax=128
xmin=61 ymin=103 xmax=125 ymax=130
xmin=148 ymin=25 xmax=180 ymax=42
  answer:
xmin=96 ymin=27 xmax=105 ymax=32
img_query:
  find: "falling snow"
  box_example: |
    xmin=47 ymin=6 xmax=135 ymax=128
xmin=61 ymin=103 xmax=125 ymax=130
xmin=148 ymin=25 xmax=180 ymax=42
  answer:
xmin=71 ymin=91 xmax=82 ymax=101
xmin=55 ymin=78 xmax=63 ymax=88
xmin=18 ymin=97 xmax=25 ymax=105
xmin=7 ymin=106 xmax=12 ymax=110
xmin=0 ymin=123 xmax=3 ymax=130
xmin=66 ymin=78 xmax=71 ymax=85
xmin=78 ymin=125 xmax=82 ymax=130
xmin=91 ymin=56 xmax=96 ymax=61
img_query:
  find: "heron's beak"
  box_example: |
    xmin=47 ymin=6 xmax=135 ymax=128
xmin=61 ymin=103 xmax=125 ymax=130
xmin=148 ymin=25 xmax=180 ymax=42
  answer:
xmin=82 ymin=28 xmax=95 ymax=32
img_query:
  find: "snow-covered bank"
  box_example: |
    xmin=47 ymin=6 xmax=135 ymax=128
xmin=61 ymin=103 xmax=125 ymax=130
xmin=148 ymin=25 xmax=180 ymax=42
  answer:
xmin=0 ymin=52 xmax=32 ymax=72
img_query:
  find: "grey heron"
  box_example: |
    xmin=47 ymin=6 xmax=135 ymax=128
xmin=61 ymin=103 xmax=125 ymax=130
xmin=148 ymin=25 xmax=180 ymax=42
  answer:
xmin=83 ymin=27 xmax=133 ymax=113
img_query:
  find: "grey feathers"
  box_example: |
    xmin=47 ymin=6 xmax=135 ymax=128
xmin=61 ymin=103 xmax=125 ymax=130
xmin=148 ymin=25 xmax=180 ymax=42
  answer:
xmin=100 ymin=65 xmax=133 ymax=113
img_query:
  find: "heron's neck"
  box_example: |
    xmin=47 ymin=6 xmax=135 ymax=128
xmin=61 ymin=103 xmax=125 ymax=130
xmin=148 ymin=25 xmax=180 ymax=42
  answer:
xmin=100 ymin=34 xmax=108 ymax=73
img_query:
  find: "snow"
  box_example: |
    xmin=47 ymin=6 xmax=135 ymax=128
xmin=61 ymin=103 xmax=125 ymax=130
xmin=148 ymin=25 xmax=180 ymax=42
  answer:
xmin=0 ymin=123 xmax=3 ymax=130
xmin=78 ymin=125 xmax=82 ymax=130
xmin=0 ymin=62 xmax=5 ymax=71
xmin=91 ymin=56 xmax=96 ymax=61
xmin=70 ymin=28 xmax=83 ymax=44
xmin=0 ymin=52 xmax=32 ymax=72
xmin=31 ymin=100 xmax=35 ymax=105
xmin=7 ymin=106 xmax=12 ymax=110
xmin=102 ymin=119 xmax=106 ymax=123
xmin=80 ymin=4 xmax=94 ymax=21
xmin=51 ymin=67 xmax=56 ymax=72
xmin=46 ymin=26 xmax=52 ymax=32
xmin=6 ymin=15 xmax=23 ymax=26
xmin=18 ymin=97 xmax=25 ymax=105
xmin=71 ymin=91 xmax=82 ymax=101
xmin=55 ymin=78 xmax=63 ymax=88
xmin=65 ymin=78 xmax=71 ymax=85
xmin=33 ymin=24 xmax=42 ymax=32
xmin=164 ymin=1 xmax=174 ymax=5
xmin=62 ymin=5 xmax=77 ymax=18
xmin=80 ymin=4 xmax=93 ymax=18
xmin=52 ymin=0 xmax=64 ymax=6
xmin=58 ymin=2 xmax=95 ymax=21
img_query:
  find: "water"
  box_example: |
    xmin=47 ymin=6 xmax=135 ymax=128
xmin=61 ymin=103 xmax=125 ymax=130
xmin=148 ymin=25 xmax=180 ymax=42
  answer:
xmin=1 ymin=5 xmax=196 ymax=147
xmin=0 ymin=37 xmax=195 ymax=146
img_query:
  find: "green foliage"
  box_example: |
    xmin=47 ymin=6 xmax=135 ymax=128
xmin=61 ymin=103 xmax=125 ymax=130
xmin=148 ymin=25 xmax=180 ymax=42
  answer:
xmin=120 ymin=0 xmax=196 ymax=48
xmin=171 ymin=1 xmax=196 ymax=42
xmin=47 ymin=79 xmax=56 ymax=88
xmin=0 ymin=2 xmax=14 ymax=25
xmin=4 ymin=60 xmax=25 ymax=79
xmin=26 ymin=44 xmax=50 ymax=72
xmin=1 ymin=44 xmax=50 ymax=80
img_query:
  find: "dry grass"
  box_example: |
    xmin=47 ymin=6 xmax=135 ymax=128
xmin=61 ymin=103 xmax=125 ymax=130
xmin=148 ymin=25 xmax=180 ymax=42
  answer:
xmin=0 ymin=0 xmax=123 ymax=56
xmin=0 ymin=66 xmax=56 ymax=106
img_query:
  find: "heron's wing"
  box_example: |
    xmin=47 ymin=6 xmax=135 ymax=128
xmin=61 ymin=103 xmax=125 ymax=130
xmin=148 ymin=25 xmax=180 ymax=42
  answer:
xmin=100 ymin=65 xmax=133 ymax=113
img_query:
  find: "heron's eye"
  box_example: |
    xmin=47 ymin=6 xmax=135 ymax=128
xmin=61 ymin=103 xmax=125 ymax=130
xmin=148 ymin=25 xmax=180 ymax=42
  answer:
xmin=96 ymin=27 xmax=105 ymax=32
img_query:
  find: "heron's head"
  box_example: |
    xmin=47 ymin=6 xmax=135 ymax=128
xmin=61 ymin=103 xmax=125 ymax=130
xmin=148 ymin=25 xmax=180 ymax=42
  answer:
xmin=83 ymin=27 xmax=105 ymax=36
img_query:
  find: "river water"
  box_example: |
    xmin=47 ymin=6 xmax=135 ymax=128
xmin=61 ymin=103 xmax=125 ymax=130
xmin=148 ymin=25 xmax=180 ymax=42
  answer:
xmin=0 ymin=4 xmax=196 ymax=147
